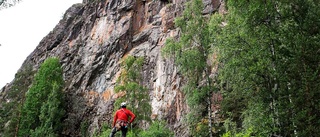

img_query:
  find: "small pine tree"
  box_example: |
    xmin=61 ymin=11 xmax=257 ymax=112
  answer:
xmin=18 ymin=57 xmax=65 ymax=136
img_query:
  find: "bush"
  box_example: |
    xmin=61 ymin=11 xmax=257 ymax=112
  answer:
xmin=138 ymin=121 xmax=174 ymax=137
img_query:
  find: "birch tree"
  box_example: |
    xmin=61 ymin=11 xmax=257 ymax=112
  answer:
xmin=162 ymin=0 xmax=217 ymax=136
xmin=212 ymin=0 xmax=320 ymax=136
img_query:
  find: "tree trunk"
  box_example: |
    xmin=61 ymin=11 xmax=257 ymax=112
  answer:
xmin=205 ymin=66 xmax=213 ymax=137
xmin=208 ymin=96 xmax=213 ymax=137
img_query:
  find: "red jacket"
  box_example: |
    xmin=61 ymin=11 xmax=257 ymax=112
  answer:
xmin=112 ymin=108 xmax=136 ymax=127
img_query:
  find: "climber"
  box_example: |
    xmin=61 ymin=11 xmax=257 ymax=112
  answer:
xmin=109 ymin=102 xmax=136 ymax=137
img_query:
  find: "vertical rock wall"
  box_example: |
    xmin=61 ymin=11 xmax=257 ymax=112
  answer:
xmin=1 ymin=0 xmax=224 ymax=136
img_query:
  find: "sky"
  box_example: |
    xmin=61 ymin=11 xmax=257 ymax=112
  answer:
xmin=0 ymin=0 xmax=82 ymax=88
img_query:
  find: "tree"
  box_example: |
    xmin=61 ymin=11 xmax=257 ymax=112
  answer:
xmin=18 ymin=57 xmax=65 ymax=136
xmin=138 ymin=120 xmax=174 ymax=137
xmin=0 ymin=65 xmax=34 ymax=137
xmin=211 ymin=0 xmax=320 ymax=136
xmin=114 ymin=56 xmax=151 ymax=131
xmin=0 ymin=0 xmax=22 ymax=10
xmin=162 ymin=0 xmax=218 ymax=136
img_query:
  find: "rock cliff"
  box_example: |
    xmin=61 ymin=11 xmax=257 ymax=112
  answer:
xmin=1 ymin=0 xmax=223 ymax=136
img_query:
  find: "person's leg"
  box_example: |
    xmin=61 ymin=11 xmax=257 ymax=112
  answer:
xmin=121 ymin=126 xmax=128 ymax=137
xmin=109 ymin=127 xmax=118 ymax=137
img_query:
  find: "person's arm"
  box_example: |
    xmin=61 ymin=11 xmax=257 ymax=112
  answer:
xmin=128 ymin=110 xmax=136 ymax=123
xmin=112 ymin=112 xmax=118 ymax=127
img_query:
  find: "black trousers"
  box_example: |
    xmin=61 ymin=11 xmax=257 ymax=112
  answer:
xmin=109 ymin=126 xmax=128 ymax=137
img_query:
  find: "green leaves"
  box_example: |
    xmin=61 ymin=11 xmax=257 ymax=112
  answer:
xmin=162 ymin=0 xmax=219 ymax=136
xmin=0 ymin=65 xmax=34 ymax=137
xmin=18 ymin=57 xmax=65 ymax=136
xmin=138 ymin=121 xmax=174 ymax=137
xmin=161 ymin=38 xmax=181 ymax=58
xmin=213 ymin=0 xmax=320 ymax=136
xmin=114 ymin=55 xmax=151 ymax=128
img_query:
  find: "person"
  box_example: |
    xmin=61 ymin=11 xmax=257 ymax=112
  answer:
xmin=109 ymin=102 xmax=136 ymax=137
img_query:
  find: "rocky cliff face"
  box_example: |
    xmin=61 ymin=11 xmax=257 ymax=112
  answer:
xmin=1 ymin=0 xmax=223 ymax=136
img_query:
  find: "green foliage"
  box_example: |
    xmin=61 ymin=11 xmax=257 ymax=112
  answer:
xmin=98 ymin=121 xmax=173 ymax=137
xmin=162 ymin=0 xmax=217 ymax=136
xmin=211 ymin=0 xmax=320 ymax=136
xmin=80 ymin=120 xmax=90 ymax=137
xmin=138 ymin=121 xmax=174 ymax=137
xmin=193 ymin=119 xmax=211 ymax=137
xmin=31 ymin=127 xmax=57 ymax=137
xmin=18 ymin=57 xmax=65 ymax=136
xmin=93 ymin=123 xmax=112 ymax=137
xmin=222 ymin=127 xmax=253 ymax=137
xmin=0 ymin=65 xmax=35 ymax=137
xmin=126 ymin=129 xmax=141 ymax=137
xmin=95 ymin=129 xmax=112 ymax=137
xmin=114 ymin=55 xmax=151 ymax=127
